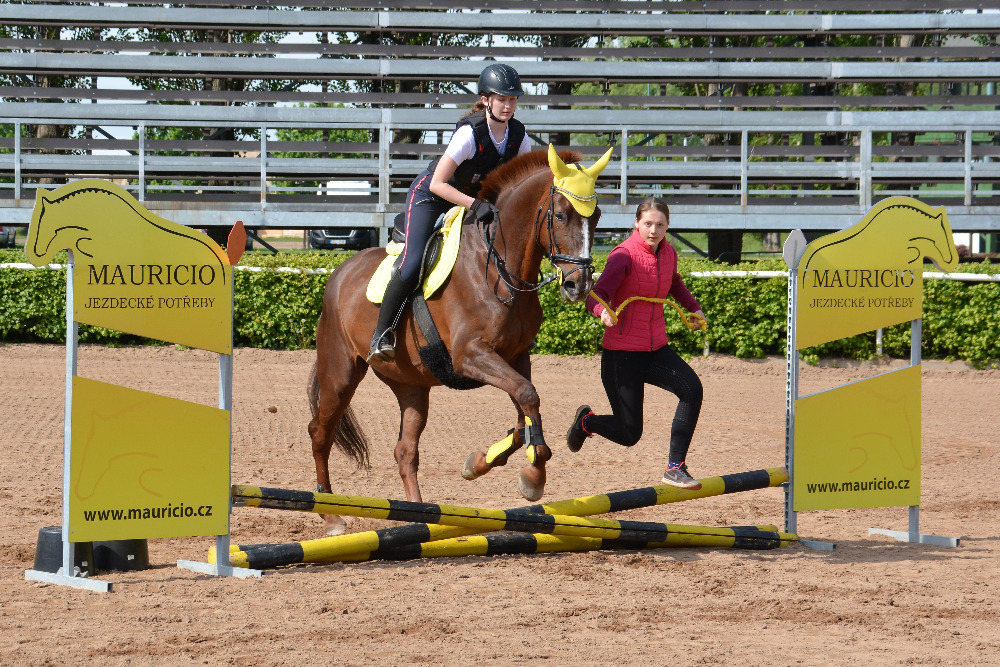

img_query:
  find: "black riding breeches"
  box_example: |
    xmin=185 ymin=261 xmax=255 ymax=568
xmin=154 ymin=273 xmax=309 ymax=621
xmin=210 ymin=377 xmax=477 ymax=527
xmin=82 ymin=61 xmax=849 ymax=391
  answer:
xmin=399 ymin=170 xmax=453 ymax=285
xmin=587 ymin=345 xmax=704 ymax=463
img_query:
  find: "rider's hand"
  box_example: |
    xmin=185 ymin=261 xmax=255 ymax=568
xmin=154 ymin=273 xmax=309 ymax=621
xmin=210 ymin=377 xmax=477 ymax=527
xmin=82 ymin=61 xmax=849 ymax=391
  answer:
xmin=471 ymin=198 xmax=499 ymax=224
xmin=600 ymin=308 xmax=617 ymax=328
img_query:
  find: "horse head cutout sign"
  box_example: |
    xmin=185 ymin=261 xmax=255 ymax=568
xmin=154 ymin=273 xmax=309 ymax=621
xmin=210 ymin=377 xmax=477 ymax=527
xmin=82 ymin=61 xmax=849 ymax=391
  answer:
xmin=795 ymin=196 xmax=958 ymax=350
xmin=25 ymin=179 xmax=233 ymax=354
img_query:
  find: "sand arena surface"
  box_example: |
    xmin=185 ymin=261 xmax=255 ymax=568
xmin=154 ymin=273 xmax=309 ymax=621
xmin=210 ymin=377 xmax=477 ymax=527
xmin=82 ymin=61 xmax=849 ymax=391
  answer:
xmin=1 ymin=344 xmax=998 ymax=666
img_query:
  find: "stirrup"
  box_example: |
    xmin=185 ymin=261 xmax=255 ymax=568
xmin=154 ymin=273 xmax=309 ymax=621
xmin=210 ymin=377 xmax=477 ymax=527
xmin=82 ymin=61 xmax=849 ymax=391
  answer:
xmin=366 ymin=330 xmax=396 ymax=364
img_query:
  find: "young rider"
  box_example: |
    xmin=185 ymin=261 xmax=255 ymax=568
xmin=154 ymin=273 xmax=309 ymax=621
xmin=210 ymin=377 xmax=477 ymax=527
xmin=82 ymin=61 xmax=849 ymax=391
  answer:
xmin=565 ymin=197 xmax=708 ymax=489
xmin=367 ymin=63 xmax=533 ymax=363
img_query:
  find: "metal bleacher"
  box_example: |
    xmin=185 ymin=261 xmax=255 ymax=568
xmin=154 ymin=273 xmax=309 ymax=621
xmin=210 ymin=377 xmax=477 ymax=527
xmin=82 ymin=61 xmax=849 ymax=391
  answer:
xmin=2 ymin=0 xmax=1000 ymax=250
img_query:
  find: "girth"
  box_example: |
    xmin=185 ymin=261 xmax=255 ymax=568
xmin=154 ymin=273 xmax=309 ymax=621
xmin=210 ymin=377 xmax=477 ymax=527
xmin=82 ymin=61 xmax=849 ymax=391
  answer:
xmin=411 ymin=295 xmax=484 ymax=391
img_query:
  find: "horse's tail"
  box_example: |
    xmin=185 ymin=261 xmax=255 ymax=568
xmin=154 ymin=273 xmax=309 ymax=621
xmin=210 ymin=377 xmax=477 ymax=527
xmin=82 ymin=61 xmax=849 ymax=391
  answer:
xmin=307 ymin=361 xmax=322 ymax=417
xmin=308 ymin=362 xmax=371 ymax=470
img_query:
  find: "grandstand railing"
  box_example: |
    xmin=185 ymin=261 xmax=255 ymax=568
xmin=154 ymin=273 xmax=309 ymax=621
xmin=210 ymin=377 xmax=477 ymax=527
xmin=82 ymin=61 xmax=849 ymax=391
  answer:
xmin=3 ymin=104 xmax=999 ymax=236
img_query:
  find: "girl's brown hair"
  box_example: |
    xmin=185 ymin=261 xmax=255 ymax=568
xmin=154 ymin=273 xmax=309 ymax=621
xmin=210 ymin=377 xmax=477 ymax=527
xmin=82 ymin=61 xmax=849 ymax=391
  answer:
xmin=635 ymin=197 xmax=669 ymax=222
xmin=459 ymin=100 xmax=487 ymax=119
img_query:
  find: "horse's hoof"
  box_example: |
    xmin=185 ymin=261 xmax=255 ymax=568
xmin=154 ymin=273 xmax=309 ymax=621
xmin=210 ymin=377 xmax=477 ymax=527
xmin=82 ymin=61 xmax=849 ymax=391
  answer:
xmin=323 ymin=514 xmax=348 ymax=536
xmin=518 ymin=465 xmax=546 ymax=502
xmin=462 ymin=452 xmax=482 ymax=480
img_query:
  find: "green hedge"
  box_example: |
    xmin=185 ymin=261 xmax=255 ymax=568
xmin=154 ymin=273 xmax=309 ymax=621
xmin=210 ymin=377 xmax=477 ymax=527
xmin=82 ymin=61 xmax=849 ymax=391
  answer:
xmin=2 ymin=249 xmax=998 ymax=367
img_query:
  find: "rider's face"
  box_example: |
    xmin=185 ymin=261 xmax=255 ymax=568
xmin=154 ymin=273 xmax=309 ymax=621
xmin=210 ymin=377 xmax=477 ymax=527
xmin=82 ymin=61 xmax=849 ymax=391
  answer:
xmin=635 ymin=209 xmax=668 ymax=251
xmin=483 ymin=94 xmax=518 ymax=121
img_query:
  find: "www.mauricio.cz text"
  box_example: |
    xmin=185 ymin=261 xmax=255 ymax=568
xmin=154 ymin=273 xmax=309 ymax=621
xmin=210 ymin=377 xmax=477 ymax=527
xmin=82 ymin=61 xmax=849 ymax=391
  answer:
xmin=805 ymin=478 xmax=911 ymax=494
xmin=82 ymin=502 xmax=214 ymax=523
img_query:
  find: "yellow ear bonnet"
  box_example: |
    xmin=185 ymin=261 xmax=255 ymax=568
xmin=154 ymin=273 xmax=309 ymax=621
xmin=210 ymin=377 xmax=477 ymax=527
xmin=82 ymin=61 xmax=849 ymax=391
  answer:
xmin=546 ymin=145 xmax=613 ymax=217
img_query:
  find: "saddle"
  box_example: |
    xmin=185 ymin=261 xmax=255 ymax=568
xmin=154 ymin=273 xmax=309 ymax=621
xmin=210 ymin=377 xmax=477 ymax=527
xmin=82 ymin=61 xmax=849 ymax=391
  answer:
xmin=366 ymin=206 xmax=465 ymax=304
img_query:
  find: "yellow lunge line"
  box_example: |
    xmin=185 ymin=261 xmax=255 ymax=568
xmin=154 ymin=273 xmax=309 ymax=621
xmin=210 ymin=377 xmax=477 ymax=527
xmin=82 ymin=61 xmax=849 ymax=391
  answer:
xmin=588 ymin=291 xmax=706 ymax=331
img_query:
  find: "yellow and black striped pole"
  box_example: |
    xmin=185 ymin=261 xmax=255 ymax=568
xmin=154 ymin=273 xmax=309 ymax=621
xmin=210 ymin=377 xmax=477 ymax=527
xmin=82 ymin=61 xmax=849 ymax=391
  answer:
xmin=224 ymin=499 xmax=797 ymax=569
xmin=218 ymin=467 xmax=789 ymax=569
xmin=399 ymin=524 xmax=794 ymax=561
xmin=220 ymin=524 xmax=794 ymax=565
xmin=360 ymin=523 xmax=793 ymax=562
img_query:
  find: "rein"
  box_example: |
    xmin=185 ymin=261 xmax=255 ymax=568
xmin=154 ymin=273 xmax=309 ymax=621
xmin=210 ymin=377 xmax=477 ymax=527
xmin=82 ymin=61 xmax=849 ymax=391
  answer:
xmin=478 ymin=208 xmax=559 ymax=305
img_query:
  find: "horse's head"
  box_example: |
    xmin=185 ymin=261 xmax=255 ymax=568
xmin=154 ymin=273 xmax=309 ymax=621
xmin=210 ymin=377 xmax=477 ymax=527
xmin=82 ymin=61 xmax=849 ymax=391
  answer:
xmin=26 ymin=189 xmax=95 ymax=265
xmin=903 ymin=203 xmax=958 ymax=272
xmin=544 ymin=144 xmax=613 ymax=302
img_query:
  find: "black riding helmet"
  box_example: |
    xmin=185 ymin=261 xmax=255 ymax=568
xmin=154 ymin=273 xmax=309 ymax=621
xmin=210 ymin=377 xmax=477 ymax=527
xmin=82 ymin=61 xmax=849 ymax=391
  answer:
xmin=478 ymin=63 xmax=524 ymax=98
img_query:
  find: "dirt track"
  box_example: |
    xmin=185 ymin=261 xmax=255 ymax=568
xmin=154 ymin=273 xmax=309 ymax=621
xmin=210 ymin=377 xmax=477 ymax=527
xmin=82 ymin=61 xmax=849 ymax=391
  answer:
xmin=2 ymin=344 xmax=998 ymax=666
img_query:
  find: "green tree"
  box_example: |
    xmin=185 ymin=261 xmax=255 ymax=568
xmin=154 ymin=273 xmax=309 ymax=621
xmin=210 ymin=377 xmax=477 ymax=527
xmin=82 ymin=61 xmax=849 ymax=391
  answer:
xmin=0 ymin=1 xmax=109 ymax=183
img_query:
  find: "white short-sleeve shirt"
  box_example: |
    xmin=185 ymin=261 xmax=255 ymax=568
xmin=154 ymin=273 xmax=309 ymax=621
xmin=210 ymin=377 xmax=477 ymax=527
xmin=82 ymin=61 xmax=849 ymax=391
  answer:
xmin=444 ymin=122 xmax=532 ymax=165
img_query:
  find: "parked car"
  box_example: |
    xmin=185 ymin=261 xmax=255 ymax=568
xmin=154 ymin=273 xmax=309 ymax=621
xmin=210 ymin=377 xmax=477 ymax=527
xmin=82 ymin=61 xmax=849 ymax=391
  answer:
xmin=308 ymin=228 xmax=379 ymax=251
xmin=0 ymin=225 xmax=17 ymax=248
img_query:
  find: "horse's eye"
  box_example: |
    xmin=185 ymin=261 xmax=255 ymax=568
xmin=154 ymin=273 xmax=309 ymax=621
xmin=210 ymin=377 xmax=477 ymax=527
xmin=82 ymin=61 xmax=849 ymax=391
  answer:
xmin=554 ymin=212 xmax=566 ymax=223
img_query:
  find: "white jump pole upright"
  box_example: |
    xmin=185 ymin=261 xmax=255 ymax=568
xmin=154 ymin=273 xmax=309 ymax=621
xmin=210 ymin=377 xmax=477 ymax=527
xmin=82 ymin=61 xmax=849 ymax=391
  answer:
xmin=782 ymin=232 xmax=834 ymax=551
xmin=868 ymin=318 xmax=960 ymax=548
xmin=784 ymin=243 xmax=799 ymax=537
xmin=177 ymin=265 xmax=262 ymax=579
xmin=24 ymin=251 xmax=113 ymax=592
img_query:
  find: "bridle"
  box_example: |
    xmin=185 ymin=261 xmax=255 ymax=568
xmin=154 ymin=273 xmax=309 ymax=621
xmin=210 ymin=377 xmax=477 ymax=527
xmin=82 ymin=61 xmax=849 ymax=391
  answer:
xmin=477 ymin=185 xmax=594 ymax=305
xmin=541 ymin=184 xmax=595 ymax=286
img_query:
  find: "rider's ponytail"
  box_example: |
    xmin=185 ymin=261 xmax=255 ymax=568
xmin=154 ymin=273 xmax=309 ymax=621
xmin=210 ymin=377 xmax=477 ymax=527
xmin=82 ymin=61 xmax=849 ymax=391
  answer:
xmin=460 ymin=100 xmax=487 ymax=119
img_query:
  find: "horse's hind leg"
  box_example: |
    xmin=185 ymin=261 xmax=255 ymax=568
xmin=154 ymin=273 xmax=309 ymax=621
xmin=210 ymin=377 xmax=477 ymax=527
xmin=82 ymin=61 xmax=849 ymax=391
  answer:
xmin=308 ymin=351 xmax=368 ymax=536
xmin=383 ymin=379 xmax=430 ymax=503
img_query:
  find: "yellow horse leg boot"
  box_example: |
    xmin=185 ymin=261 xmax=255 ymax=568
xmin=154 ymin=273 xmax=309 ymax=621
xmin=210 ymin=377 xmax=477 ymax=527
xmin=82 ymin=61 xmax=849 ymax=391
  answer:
xmin=368 ymin=269 xmax=414 ymax=364
xmin=484 ymin=421 xmax=527 ymax=468
xmin=462 ymin=417 xmax=534 ymax=480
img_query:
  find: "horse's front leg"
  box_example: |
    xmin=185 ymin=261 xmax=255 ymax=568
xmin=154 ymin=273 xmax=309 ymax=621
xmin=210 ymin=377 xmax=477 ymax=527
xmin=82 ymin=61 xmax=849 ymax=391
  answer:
xmin=457 ymin=349 xmax=551 ymax=501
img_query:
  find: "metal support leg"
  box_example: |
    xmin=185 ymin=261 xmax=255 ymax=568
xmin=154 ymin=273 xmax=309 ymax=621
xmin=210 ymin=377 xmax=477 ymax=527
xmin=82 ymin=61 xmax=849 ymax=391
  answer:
xmin=868 ymin=506 xmax=960 ymax=547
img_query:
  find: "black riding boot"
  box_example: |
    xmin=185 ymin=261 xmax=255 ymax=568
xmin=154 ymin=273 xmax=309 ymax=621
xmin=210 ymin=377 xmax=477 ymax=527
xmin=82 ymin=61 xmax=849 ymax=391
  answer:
xmin=368 ymin=269 xmax=415 ymax=364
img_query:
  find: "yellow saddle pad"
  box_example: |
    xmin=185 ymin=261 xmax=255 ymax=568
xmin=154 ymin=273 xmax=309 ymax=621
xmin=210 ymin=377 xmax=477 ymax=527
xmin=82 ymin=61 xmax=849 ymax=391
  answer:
xmin=366 ymin=205 xmax=466 ymax=304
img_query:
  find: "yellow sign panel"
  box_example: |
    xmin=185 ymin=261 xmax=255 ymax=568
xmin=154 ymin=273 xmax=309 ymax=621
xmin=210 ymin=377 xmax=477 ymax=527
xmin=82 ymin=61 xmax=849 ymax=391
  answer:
xmin=793 ymin=365 xmax=921 ymax=511
xmin=796 ymin=197 xmax=957 ymax=350
xmin=69 ymin=377 xmax=231 ymax=542
xmin=24 ymin=180 xmax=233 ymax=354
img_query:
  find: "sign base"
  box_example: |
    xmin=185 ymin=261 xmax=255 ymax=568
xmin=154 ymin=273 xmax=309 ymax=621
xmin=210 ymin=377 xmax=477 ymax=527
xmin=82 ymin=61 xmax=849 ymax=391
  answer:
xmin=177 ymin=559 xmax=263 ymax=579
xmin=869 ymin=505 xmax=960 ymax=547
xmin=800 ymin=539 xmax=836 ymax=551
xmin=25 ymin=568 xmax=113 ymax=593
xmin=868 ymin=528 xmax=960 ymax=547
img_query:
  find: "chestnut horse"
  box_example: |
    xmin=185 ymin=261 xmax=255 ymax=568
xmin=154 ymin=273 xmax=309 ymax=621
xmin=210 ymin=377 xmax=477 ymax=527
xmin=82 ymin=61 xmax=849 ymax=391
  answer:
xmin=307 ymin=147 xmax=608 ymax=535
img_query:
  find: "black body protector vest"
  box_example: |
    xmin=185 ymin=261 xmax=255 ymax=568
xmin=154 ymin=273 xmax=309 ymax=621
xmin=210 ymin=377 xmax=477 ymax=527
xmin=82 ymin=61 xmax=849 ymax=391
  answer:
xmin=428 ymin=111 xmax=526 ymax=198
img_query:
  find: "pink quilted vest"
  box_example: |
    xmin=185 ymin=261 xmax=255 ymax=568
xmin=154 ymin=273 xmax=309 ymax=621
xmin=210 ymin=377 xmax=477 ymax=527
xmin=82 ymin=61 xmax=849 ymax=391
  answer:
xmin=600 ymin=231 xmax=679 ymax=351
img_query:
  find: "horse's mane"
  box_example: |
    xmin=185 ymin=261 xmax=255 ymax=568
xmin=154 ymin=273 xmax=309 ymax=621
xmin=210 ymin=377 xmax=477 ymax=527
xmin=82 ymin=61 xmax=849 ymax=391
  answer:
xmin=477 ymin=149 xmax=582 ymax=203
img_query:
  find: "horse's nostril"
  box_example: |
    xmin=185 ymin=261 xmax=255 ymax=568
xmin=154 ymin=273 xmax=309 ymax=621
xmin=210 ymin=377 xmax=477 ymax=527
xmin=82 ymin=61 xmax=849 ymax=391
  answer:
xmin=563 ymin=280 xmax=576 ymax=291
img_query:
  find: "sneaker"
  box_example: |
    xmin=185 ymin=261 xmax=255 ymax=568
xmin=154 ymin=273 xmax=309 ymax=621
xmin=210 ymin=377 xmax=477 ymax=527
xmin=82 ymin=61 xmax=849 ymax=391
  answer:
xmin=566 ymin=405 xmax=594 ymax=452
xmin=661 ymin=463 xmax=702 ymax=490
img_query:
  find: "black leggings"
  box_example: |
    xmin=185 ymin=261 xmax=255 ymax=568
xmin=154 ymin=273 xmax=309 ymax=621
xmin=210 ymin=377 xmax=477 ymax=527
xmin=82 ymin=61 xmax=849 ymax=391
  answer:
xmin=587 ymin=345 xmax=703 ymax=464
xmin=399 ymin=170 xmax=453 ymax=285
